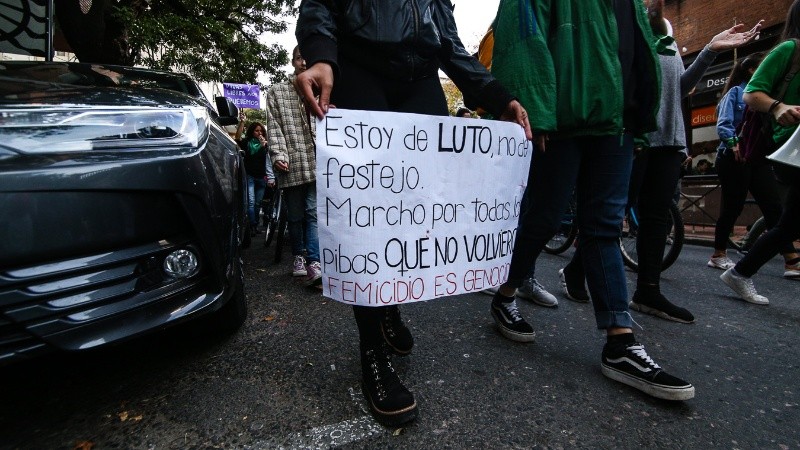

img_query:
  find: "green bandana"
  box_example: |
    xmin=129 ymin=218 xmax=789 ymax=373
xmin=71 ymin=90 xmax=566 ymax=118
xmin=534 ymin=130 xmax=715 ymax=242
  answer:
xmin=247 ymin=138 xmax=261 ymax=155
xmin=654 ymin=35 xmax=676 ymax=56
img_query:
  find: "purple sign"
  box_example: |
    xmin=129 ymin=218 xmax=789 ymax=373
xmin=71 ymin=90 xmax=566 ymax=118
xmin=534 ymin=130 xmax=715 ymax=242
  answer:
xmin=223 ymin=83 xmax=261 ymax=109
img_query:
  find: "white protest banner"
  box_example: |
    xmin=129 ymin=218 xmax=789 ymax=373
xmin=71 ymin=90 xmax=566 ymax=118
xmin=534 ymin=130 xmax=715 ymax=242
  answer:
xmin=316 ymin=109 xmax=532 ymax=306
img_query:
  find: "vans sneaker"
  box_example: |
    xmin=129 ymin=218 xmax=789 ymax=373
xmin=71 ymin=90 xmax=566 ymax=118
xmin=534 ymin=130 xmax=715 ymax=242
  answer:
xmin=490 ymin=294 xmax=535 ymax=342
xmin=720 ymin=268 xmax=768 ymax=305
xmin=601 ymin=341 xmax=695 ymax=401
xmin=292 ymin=255 xmax=307 ymax=277
xmin=707 ymin=255 xmax=735 ymax=270
xmin=517 ymin=278 xmax=558 ymax=307
xmin=629 ymin=290 xmax=694 ymax=324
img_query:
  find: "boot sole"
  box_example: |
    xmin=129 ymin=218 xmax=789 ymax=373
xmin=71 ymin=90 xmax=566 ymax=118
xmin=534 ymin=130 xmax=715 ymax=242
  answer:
xmin=601 ymin=364 xmax=695 ymax=401
xmin=361 ymin=384 xmax=418 ymax=427
xmin=629 ymin=302 xmax=695 ymax=324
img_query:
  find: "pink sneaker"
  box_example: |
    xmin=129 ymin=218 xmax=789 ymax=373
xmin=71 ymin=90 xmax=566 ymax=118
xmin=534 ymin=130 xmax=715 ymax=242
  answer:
xmin=305 ymin=261 xmax=322 ymax=286
xmin=292 ymin=255 xmax=307 ymax=277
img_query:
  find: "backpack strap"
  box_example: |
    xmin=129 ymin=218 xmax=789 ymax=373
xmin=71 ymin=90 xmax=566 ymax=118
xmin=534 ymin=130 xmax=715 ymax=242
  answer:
xmin=775 ymin=38 xmax=800 ymax=101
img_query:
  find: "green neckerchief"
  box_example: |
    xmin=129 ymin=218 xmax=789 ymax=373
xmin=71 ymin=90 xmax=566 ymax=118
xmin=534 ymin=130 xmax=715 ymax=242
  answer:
xmin=654 ymin=34 xmax=676 ymax=56
xmin=247 ymin=138 xmax=261 ymax=155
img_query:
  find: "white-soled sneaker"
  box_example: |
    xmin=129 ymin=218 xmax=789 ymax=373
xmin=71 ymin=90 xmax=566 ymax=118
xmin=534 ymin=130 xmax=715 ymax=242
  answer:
xmin=517 ymin=278 xmax=558 ymax=307
xmin=707 ymin=255 xmax=736 ymax=270
xmin=720 ymin=268 xmax=768 ymax=305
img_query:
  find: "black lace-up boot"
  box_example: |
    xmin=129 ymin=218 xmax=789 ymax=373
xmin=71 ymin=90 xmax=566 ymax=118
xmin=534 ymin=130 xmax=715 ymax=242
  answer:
xmin=361 ymin=343 xmax=418 ymax=426
xmin=381 ymin=305 xmax=414 ymax=355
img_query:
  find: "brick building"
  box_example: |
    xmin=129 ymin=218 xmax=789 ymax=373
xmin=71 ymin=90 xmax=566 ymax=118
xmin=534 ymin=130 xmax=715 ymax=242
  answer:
xmin=664 ymin=0 xmax=794 ymax=155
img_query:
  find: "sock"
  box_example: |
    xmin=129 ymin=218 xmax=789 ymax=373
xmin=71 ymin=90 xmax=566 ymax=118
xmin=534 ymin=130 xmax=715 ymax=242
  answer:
xmin=606 ymin=332 xmax=636 ymax=346
xmin=492 ymin=291 xmax=515 ymax=304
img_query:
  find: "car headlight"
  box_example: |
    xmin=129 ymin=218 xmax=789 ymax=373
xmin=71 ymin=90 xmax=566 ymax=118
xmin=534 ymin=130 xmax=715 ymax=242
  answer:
xmin=0 ymin=106 xmax=210 ymax=153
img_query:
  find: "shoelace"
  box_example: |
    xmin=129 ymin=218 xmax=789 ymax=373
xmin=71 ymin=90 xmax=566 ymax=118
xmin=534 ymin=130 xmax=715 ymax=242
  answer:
xmin=532 ymin=279 xmax=547 ymax=292
xmin=628 ymin=344 xmax=661 ymax=370
xmin=741 ymin=277 xmax=759 ymax=297
xmin=503 ymin=300 xmax=523 ymax=322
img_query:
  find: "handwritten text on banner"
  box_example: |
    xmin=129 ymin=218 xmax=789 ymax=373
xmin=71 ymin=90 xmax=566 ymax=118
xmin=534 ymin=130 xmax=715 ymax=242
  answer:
xmin=316 ymin=109 xmax=532 ymax=306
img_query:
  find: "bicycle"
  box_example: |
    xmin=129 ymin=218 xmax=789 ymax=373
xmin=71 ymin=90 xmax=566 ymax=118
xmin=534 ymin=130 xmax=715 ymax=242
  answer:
xmin=544 ymin=193 xmax=578 ymax=254
xmin=262 ymin=187 xmax=288 ymax=263
xmin=619 ymin=201 xmax=685 ymax=273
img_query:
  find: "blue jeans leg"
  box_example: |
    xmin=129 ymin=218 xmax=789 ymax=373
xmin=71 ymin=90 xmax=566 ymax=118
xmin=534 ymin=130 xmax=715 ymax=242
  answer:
xmin=285 ymin=182 xmax=319 ymax=262
xmin=247 ymin=175 xmax=257 ymax=226
xmin=574 ymin=135 xmax=634 ymax=330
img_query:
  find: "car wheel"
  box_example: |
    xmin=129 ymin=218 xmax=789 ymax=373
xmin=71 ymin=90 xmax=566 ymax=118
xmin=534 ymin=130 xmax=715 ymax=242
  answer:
xmin=212 ymin=262 xmax=247 ymax=333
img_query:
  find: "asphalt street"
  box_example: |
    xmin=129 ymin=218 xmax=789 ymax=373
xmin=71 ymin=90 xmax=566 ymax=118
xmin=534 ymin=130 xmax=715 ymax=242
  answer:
xmin=1 ymin=242 xmax=798 ymax=449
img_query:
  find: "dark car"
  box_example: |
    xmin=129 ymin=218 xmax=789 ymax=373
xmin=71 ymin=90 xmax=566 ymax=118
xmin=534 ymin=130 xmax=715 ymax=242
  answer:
xmin=0 ymin=61 xmax=249 ymax=365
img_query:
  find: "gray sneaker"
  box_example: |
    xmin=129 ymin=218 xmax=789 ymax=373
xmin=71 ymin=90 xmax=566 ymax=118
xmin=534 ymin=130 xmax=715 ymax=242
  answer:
xmin=720 ymin=268 xmax=768 ymax=305
xmin=517 ymin=278 xmax=558 ymax=307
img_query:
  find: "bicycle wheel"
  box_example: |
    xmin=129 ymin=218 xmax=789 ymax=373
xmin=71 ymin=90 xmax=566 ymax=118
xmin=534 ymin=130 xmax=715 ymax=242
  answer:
xmin=273 ymin=206 xmax=287 ymax=263
xmin=620 ymin=202 xmax=684 ymax=272
xmin=545 ymin=222 xmax=578 ymax=254
xmin=545 ymin=194 xmax=578 ymax=254
xmin=264 ymin=189 xmax=282 ymax=248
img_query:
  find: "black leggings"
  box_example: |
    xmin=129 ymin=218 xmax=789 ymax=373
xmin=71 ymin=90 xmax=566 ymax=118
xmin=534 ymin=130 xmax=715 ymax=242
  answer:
xmin=713 ymin=151 xmax=792 ymax=254
xmin=736 ymin=184 xmax=800 ymax=276
xmin=628 ymin=147 xmax=684 ymax=288
xmin=331 ymin=56 xmax=448 ymax=348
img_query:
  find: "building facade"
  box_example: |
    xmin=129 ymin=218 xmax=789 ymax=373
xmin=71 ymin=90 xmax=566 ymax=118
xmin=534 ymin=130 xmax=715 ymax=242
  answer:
xmin=664 ymin=0 xmax=794 ymax=155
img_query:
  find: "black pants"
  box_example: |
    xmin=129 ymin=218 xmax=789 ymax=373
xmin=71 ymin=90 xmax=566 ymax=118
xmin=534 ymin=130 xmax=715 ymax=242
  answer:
xmin=331 ymin=56 xmax=448 ymax=349
xmin=736 ymin=165 xmax=800 ymax=277
xmin=713 ymin=151 xmax=792 ymax=254
xmin=628 ymin=147 xmax=684 ymax=288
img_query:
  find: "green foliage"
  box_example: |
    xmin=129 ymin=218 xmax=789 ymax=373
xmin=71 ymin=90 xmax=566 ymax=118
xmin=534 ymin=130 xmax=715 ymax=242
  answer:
xmin=110 ymin=0 xmax=296 ymax=86
xmin=440 ymin=78 xmax=465 ymax=116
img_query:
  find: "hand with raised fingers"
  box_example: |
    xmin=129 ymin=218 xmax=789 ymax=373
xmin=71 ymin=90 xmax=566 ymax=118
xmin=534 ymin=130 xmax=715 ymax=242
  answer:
xmin=708 ymin=20 xmax=763 ymax=52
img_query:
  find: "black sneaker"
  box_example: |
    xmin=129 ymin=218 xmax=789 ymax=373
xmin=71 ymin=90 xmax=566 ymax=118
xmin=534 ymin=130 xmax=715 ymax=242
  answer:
xmin=559 ymin=267 xmax=590 ymax=302
xmin=381 ymin=306 xmax=414 ymax=355
xmin=361 ymin=345 xmax=418 ymax=426
xmin=601 ymin=341 xmax=695 ymax=401
xmin=491 ymin=293 xmax=535 ymax=342
xmin=630 ymin=291 xmax=695 ymax=324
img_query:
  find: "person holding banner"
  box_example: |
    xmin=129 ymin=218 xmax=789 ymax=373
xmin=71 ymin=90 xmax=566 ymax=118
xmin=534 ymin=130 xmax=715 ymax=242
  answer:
xmin=296 ymin=0 xmax=532 ymax=426
xmin=488 ymin=0 xmax=695 ymax=401
xmin=721 ymin=1 xmax=800 ymax=303
xmin=267 ymin=46 xmax=321 ymax=284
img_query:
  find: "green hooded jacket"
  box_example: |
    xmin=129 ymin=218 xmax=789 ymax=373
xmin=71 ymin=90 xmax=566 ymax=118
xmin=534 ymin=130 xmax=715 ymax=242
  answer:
xmin=491 ymin=0 xmax=661 ymax=138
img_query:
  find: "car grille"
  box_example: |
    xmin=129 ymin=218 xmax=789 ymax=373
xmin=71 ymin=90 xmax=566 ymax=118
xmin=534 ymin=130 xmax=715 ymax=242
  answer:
xmin=0 ymin=239 xmax=203 ymax=364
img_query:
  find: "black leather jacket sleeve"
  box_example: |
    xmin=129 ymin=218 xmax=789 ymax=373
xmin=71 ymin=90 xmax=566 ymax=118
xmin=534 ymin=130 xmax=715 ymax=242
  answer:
xmin=296 ymin=0 xmax=515 ymax=118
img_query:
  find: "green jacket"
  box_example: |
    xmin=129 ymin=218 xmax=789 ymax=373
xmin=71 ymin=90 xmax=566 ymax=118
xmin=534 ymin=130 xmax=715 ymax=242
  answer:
xmin=491 ymin=0 xmax=661 ymax=137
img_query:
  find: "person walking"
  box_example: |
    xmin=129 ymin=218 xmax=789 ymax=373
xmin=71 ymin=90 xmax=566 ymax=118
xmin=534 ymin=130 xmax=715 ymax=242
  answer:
xmin=238 ymin=121 xmax=276 ymax=235
xmin=295 ymin=0 xmax=532 ymax=426
xmin=488 ymin=0 xmax=694 ymax=400
xmin=721 ymin=0 xmax=800 ymax=302
xmin=708 ymin=51 xmax=800 ymax=278
xmin=266 ymin=46 xmax=321 ymax=284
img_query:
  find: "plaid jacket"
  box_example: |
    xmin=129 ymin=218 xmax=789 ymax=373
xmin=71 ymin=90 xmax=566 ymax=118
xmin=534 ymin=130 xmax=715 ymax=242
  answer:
xmin=266 ymin=75 xmax=317 ymax=188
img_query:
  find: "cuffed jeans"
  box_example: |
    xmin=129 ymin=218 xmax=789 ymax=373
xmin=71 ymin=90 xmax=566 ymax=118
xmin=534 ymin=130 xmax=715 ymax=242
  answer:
xmin=284 ymin=182 xmax=320 ymax=263
xmin=507 ymin=135 xmax=634 ymax=329
xmin=247 ymin=175 xmax=267 ymax=227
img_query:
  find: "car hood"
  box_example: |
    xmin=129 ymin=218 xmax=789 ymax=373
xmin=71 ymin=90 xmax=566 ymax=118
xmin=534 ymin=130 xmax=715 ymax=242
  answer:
xmin=0 ymin=78 xmax=206 ymax=109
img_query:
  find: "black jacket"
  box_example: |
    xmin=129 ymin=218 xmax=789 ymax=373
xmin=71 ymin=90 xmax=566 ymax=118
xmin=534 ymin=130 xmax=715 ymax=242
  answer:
xmin=296 ymin=0 xmax=513 ymax=118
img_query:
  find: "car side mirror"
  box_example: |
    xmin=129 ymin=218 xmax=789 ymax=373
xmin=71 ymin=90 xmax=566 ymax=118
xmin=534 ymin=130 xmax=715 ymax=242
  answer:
xmin=215 ymin=96 xmax=239 ymax=126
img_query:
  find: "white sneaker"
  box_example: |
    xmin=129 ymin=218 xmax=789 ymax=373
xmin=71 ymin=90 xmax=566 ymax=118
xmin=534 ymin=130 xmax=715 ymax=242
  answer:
xmin=720 ymin=268 xmax=769 ymax=305
xmin=708 ymin=255 xmax=736 ymax=270
xmin=517 ymin=278 xmax=558 ymax=307
xmin=292 ymin=255 xmax=307 ymax=277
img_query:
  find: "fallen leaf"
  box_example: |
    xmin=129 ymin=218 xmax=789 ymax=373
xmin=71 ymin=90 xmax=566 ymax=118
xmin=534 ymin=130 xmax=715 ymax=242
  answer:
xmin=131 ymin=415 xmax=143 ymax=422
xmin=118 ymin=411 xmax=129 ymax=422
xmin=73 ymin=441 xmax=94 ymax=450
xmin=393 ymin=428 xmax=404 ymax=436
xmin=263 ymin=316 xmax=274 ymax=321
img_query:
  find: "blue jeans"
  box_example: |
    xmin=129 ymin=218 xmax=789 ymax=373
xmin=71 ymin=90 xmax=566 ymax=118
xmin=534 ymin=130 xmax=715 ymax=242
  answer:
xmin=284 ymin=182 xmax=319 ymax=263
xmin=247 ymin=175 xmax=267 ymax=227
xmin=507 ymin=135 xmax=634 ymax=329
